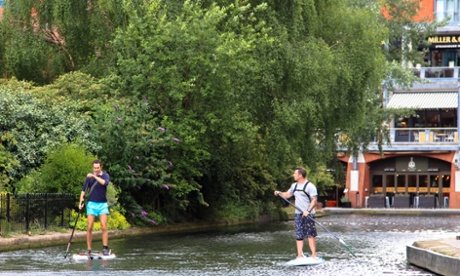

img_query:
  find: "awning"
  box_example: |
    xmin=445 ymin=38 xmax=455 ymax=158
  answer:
xmin=386 ymin=92 xmax=458 ymax=109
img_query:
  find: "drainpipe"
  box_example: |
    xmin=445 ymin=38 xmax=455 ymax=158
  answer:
xmin=353 ymin=153 xmax=358 ymax=171
xmin=456 ymin=84 xmax=460 ymax=171
xmin=457 ymin=84 xmax=460 ymax=166
xmin=352 ymin=153 xmax=358 ymax=205
xmin=455 ymin=84 xmax=460 ymax=208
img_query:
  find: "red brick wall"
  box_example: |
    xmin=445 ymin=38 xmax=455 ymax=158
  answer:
xmin=381 ymin=0 xmax=434 ymax=22
xmin=415 ymin=0 xmax=434 ymax=22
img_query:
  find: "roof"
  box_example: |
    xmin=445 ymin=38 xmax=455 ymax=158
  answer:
xmin=386 ymin=92 xmax=458 ymax=109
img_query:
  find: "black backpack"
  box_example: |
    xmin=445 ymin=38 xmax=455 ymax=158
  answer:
xmin=293 ymin=181 xmax=313 ymax=201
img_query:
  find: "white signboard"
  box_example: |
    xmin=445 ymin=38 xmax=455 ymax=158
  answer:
xmin=350 ymin=170 xmax=359 ymax=191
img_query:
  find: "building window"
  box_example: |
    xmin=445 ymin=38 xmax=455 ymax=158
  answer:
xmin=395 ymin=109 xmax=457 ymax=128
xmin=436 ymin=0 xmax=460 ymax=23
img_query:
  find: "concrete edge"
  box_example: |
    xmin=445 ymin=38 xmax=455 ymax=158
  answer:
xmin=326 ymin=207 xmax=460 ymax=215
xmin=0 ymin=219 xmax=258 ymax=252
xmin=407 ymin=244 xmax=460 ymax=276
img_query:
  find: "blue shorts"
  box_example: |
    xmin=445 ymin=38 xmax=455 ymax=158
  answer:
xmin=294 ymin=214 xmax=317 ymax=240
xmin=86 ymin=201 xmax=109 ymax=217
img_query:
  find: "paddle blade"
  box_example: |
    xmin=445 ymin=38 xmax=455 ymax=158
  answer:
xmin=339 ymin=239 xmax=356 ymax=257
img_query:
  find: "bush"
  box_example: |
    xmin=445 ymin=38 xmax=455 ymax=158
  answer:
xmin=0 ymin=85 xmax=95 ymax=181
xmin=41 ymin=143 xmax=97 ymax=195
xmin=15 ymin=170 xmax=42 ymax=193
xmin=16 ymin=142 xmax=97 ymax=195
xmin=215 ymin=201 xmax=259 ymax=221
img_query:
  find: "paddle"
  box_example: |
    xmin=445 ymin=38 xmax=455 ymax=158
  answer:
xmin=64 ymin=202 xmax=85 ymax=259
xmin=277 ymin=194 xmax=356 ymax=257
xmin=64 ymin=183 xmax=93 ymax=259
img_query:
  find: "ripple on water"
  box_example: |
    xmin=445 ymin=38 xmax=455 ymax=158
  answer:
xmin=0 ymin=214 xmax=455 ymax=275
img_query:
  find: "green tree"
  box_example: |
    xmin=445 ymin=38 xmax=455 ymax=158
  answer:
xmin=108 ymin=0 xmax=276 ymax=219
xmin=0 ymin=81 xmax=95 ymax=182
xmin=92 ymin=99 xmax=189 ymax=224
xmin=0 ymin=142 xmax=20 ymax=192
xmin=0 ymin=0 xmax=129 ymax=83
xmin=235 ymin=0 xmax=388 ymax=175
xmin=1 ymin=0 xmax=436 ymax=222
xmin=38 ymin=143 xmax=97 ymax=195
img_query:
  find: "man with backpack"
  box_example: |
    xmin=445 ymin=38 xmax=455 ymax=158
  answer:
xmin=274 ymin=166 xmax=318 ymax=259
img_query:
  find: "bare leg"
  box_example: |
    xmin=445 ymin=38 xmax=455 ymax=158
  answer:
xmin=86 ymin=214 xmax=95 ymax=251
xmin=308 ymin=237 xmax=317 ymax=258
xmin=296 ymin=240 xmax=304 ymax=258
xmin=100 ymin=214 xmax=109 ymax=247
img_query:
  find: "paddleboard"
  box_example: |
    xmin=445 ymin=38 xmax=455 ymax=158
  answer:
xmin=72 ymin=251 xmax=116 ymax=261
xmin=285 ymin=256 xmax=324 ymax=266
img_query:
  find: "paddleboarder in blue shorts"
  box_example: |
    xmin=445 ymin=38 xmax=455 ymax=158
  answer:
xmin=274 ymin=167 xmax=318 ymax=259
xmin=79 ymin=159 xmax=110 ymax=256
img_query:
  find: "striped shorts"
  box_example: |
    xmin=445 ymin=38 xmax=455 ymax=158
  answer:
xmin=294 ymin=214 xmax=317 ymax=240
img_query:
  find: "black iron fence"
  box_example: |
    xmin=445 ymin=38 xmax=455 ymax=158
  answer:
xmin=0 ymin=193 xmax=76 ymax=233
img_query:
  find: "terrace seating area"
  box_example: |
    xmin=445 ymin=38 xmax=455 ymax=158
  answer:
xmin=369 ymin=128 xmax=458 ymax=144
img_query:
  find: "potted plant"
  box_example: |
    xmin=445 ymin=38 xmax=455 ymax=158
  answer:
xmin=418 ymin=194 xmax=436 ymax=208
xmin=340 ymin=196 xmax=352 ymax=208
xmin=393 ymin=193 xmax=411 ymax=208
xmin=368 ymin=193 xmax=386 ymax=208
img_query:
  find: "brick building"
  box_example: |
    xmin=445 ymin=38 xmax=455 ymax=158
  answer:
xmin=341 ymin=0 xmax=460 ymax=209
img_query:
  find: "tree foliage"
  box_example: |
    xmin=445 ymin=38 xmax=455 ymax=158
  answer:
xmin=0 ymin=0 xmax=128 ymax=83
xmin=108 ymin=0 xmax=277 ymax=218
xmin=0 ymin=0 xmax=436 ymax=222
xmin=0 ymin=80 xmax=95 ymax=184
xmin=15 ymin=143 xmax=97 ymax=194
xmin=91 ymin=99 xmax=189 ymax=223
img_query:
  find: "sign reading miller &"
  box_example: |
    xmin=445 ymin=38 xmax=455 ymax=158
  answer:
xmin=428 ymin=35 xmax=460 ymax=48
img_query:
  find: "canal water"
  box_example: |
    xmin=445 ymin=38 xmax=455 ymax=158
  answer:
xmin=0 ymin=214 xmax=457 ymax=275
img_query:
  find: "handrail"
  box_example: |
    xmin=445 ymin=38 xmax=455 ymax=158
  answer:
xmin=335 ymin=127 xmax=459 ymax=144
xmin=376 ymin=127 xmax=458 ymax=143
xmin=413 ymin=66 xmax=459 ymax=81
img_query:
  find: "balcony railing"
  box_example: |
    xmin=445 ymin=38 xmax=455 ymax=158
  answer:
xmin=381 ymin=127 xmax=458 ymax=144
xmin=414 ymin=66 xmax=460 ymax=81
xmin=336 ymin=128 xmax=459 ymax=145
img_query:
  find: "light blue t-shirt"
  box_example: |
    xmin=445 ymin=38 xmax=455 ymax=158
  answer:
xmin=289 ymin=181 xmax=318 ymax=215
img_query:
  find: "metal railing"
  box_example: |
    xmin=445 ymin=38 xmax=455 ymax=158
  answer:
xmin=0 ymin=193 xmax=76 ymax=233
xmin=390 ymin=127 xmax=458 ymax=143
xmin=414 ymin=66 xmax=460 ymax=81
xmin=368 ymin=127 xmax=458 ymax=144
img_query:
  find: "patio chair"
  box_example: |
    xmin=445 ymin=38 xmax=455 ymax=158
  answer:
xmin=446 ymin=132 xmax=455 ymax=142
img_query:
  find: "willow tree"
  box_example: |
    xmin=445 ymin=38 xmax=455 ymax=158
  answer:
xmin=0 ymin=0 xmax=128 ymax=83
xmin=340 ymin=0 xmax=443 ymax=157
xmin=217 ymin=0 xmax=387 ymax=178
xmin=259 ymin=0 xmax=442 ymax=172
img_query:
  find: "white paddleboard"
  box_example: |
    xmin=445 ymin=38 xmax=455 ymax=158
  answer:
xmin=72 ymin=251 xmax=116 ymax=261
xmin=285 ymin=256 xmax=324 ymax=266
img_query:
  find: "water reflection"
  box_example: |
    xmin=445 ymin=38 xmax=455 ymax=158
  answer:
xmin=0 ymin=214 xmax=455 ymax=275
